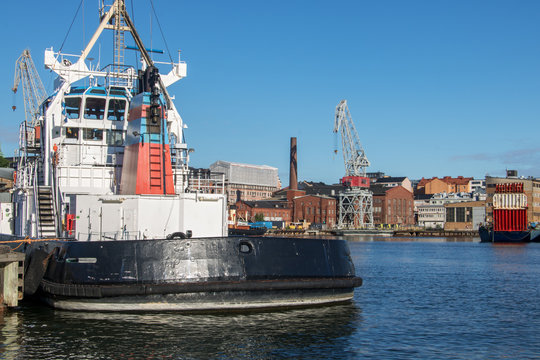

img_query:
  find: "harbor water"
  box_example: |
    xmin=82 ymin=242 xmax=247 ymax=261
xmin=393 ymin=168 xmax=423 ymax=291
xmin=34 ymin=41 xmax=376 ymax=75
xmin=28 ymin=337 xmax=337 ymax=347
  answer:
xmin=2 ymin=236 xmax=540 ymax=359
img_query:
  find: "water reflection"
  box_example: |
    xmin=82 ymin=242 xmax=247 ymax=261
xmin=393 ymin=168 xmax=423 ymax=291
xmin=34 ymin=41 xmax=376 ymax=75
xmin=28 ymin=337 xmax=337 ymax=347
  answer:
xmin=11 ymin=302 xmax=361 ymax=359
xmin=343 ymin=235 xmax=479 ymax=243
xmin=0 ymin=311 xmax=20 ymax=360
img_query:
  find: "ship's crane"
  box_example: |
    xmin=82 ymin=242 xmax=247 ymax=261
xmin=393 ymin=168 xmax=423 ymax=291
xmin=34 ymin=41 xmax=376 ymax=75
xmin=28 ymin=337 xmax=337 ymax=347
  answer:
xmin=333 ymin=99 xmax=374 ymax=229
xmin=333 ymin=99 xmax=370 ymax=187
xmin=12 ymin=49 xmax=47 ymax=126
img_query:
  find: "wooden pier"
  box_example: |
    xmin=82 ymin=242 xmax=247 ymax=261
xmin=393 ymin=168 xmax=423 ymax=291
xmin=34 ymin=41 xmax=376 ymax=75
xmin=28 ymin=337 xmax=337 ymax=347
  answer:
xmin=0 ymin=245 xmax=24 ymax=309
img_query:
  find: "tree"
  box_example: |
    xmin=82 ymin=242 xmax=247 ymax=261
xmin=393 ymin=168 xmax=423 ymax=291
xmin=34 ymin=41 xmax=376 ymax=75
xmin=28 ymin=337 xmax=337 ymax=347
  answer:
xmin=254 ymin=213 xmax=265 ymax=222
xmin=0 ymin=146 xmax=10 ymax=168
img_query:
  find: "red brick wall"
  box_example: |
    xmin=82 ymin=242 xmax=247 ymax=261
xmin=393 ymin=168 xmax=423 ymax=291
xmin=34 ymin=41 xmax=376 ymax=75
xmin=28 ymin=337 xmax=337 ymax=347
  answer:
xmin=372 ymin=186 xmax=414 ymax=225
xmin=235 ymin=201 xmax=291 ymax=222
xmin=293 ymin=195 xmax=337 ymax=227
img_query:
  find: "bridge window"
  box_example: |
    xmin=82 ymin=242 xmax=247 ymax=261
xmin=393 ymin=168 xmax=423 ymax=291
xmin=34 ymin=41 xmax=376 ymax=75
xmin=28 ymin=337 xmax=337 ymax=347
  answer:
xmin=107 ymin=99 xmax=126 ymax=121
xmin=64 ymin=97 xmax=81 ymax=119
xmin=83 ymin=128 xmax=103 ymax=141
xmin=107 ymin=130 xmax=124 ymax=146
xmin=65 ymin=127 xmax=79 ymax=139
xmin=84 ymin=97 xmax=106 ymax=120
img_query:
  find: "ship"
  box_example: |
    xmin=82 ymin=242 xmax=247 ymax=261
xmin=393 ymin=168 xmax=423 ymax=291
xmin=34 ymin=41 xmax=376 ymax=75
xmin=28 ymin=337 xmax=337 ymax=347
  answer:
xmin=3 ymin=0 xmax=362 ymax=311
xmin=479 ymin=182 xmax=540 ymax=243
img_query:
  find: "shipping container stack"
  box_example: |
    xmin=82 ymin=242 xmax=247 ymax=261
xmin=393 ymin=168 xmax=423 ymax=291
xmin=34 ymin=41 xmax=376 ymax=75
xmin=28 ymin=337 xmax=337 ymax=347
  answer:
xmin=492 ymin=183 xmax=528 ymax=232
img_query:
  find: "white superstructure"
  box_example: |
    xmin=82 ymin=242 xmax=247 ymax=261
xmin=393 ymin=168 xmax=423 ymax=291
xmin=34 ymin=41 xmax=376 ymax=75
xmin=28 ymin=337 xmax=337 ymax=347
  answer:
xmin=11 ymin=0 xmax=227 ymax=240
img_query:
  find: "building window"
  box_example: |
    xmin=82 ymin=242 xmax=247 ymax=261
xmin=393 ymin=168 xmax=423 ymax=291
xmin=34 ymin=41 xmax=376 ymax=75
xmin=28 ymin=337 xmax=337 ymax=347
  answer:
xmin=446 ymin=208 xmax=455 ymax=222
xmin=456 ymin=207 xmax=465 ymax=222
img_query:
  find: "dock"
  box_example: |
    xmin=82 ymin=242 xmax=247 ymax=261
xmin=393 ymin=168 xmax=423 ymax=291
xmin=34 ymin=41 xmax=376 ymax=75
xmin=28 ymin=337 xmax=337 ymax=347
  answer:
xmin=393 ymin=229 xmax=479 ymax=237
xmin=0 ymin=245 xmax=24 ymax=309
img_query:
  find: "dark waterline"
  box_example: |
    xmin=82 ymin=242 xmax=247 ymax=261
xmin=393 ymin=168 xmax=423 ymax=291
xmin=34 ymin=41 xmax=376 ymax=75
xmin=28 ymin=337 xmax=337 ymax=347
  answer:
xmin=1 ymin=237 xmax=539 ymax=359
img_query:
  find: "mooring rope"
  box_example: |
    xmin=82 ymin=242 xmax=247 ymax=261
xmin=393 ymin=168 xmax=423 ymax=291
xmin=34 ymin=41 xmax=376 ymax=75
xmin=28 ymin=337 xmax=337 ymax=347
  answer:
xmin=0 ymin=237 xmax=61 ymax=251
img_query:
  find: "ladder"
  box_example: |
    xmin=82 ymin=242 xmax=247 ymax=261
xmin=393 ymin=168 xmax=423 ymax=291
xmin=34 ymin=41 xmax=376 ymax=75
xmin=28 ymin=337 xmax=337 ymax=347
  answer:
xmin=113 ymin=1 xmax=126 ymax=85
xmin=148 ymin=144 xmax=164 ymax=191
xmin=37 ymin=186 xmax=57 ymax=237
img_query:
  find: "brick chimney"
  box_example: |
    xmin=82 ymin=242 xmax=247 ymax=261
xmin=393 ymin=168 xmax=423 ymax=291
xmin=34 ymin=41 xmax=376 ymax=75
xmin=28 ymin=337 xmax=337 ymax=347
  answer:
xmin=287 ymin=137 xmax=305 ymax=202
xmin=289 ymin=137 xmax=298 ymax=191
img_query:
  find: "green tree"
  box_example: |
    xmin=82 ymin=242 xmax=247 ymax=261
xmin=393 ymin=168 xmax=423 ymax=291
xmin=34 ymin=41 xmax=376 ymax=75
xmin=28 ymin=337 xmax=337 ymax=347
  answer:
xmin=0 ymin=146 xmax=9 ymax=168
xmin=254 ymin=213 xmax=265 ymax=222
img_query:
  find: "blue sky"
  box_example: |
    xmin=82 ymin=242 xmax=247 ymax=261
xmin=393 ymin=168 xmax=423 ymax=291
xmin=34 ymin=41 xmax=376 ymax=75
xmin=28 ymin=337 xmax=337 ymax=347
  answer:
xmin=2 ymin=0 xmax=539 ymax=185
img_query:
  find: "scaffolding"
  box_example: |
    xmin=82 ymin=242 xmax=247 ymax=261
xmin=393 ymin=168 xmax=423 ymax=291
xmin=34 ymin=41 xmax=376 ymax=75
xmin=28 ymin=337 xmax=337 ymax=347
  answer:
xmin=337 ymin=188 xmax=374 ymax=229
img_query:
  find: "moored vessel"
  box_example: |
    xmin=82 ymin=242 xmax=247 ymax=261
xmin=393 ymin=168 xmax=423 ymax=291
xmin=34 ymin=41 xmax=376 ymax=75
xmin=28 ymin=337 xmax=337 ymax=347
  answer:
xmin=5 ymin=0 xmax=361 ymax=311
xmin=479 ymin=182 xmax=538 ymax=243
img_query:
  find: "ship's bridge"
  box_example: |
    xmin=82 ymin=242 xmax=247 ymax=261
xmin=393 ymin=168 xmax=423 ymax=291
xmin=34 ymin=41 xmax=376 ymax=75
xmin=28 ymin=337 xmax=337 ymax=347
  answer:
xmin=52 ymin=86 xmax=131 ymax=194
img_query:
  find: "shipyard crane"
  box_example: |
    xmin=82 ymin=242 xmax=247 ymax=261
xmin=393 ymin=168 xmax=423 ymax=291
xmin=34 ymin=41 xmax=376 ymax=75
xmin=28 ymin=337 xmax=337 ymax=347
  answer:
xmin=333 ymin=99 xmax=374 ymax=229
xmin=333 ymin=99 xmax=370 ymax=178
xmin=12 ymin=49 xmax=47 ymax=126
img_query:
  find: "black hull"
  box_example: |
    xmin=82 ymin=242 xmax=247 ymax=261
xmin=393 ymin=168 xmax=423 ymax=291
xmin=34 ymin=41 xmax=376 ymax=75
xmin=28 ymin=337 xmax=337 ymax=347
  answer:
xmin=478 ymin=226 xmax=531 ymax=243
xmin=21 ymin=236 xmax=361 ymax=312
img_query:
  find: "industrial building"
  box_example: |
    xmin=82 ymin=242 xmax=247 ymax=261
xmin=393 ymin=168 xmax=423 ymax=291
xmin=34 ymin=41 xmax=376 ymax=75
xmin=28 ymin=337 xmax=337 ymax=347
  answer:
xmin=444 ymin=201 xmax=486 ymax=231
xmin=371 ymin=184 xmax=414 ymax=227
xmin=209 ymin=160 xmax=280 ymax=205
xmin=416 ymin=192 xmax=485 ymax=229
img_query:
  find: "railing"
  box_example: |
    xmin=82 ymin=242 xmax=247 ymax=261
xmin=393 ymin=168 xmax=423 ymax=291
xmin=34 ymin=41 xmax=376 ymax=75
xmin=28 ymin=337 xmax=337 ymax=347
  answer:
xmin=78 ymin=231 xmax=140 ymax=241
xmin=51 ymin=161 xmax=62 ymax=238
xmin=174 ymin=171 xmax=226 ymax=195
xmin=31 ymin=162 xmax=39 ymax=237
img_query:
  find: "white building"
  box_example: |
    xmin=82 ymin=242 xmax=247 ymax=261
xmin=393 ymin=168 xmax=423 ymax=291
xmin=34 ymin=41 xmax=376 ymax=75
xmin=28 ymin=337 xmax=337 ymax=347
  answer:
xmin=209 ymin=161 xmax=280 ymax=205
xmin=416 ymin=192 xmax=478 ymax=229
xmin=470 ymin=179 xmax=486 ymax=193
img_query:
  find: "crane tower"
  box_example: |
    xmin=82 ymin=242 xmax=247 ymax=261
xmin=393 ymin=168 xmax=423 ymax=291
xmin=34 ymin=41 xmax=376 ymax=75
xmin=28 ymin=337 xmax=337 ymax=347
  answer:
xmin=333 ymin=100 xmax=373 ymax=229
xmin=12 ymin=49 xmax=48 ymax=187
xmin=12 ymin=49 xmax=47 ymax=126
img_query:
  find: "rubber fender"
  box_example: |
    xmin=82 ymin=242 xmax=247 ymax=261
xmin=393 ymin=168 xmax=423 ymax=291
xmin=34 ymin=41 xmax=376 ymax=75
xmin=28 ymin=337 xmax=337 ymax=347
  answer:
xmin=24 ymin=248 xmax=55 ymax=296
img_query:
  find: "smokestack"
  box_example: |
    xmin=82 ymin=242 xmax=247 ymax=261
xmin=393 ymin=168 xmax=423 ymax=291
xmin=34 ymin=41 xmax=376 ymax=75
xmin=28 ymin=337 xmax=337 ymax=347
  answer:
xmin=289 ymin=137 xmax=298 ymax=190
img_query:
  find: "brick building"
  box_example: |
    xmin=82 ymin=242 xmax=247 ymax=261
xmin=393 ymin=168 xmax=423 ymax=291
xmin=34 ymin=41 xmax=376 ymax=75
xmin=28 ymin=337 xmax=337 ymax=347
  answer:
xmin=371 ymin=185 xmax=414 ymax=226
xmin=416 ymin=176 xmax=473 ymax=195
xmin=292 ymin=195 xmax=337 ymax=228
xmin=373 ymin=176 xmax=413 ymax=193
xmin=235 ymin=200 xmax=291 ymax=223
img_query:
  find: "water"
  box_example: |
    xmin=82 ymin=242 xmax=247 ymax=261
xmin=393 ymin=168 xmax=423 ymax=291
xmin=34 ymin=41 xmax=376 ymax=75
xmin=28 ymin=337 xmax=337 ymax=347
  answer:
xmin=2 ymin=237 xmax=540 ymax=359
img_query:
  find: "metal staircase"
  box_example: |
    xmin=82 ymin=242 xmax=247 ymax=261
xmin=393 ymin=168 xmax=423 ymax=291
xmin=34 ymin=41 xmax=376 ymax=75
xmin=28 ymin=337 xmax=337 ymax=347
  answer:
xmin=37 ymin=186 xmax=57 ymax=237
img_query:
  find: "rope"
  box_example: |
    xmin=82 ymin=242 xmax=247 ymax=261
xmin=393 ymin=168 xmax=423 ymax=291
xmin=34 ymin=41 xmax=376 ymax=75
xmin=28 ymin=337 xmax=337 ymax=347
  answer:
xmin=58 ymin=0 xmax=84 ymax=54
xmin=0 ymin=237 xmax=62 ymax=250
xmin=149 ymin=0 xmax=174 ymax=63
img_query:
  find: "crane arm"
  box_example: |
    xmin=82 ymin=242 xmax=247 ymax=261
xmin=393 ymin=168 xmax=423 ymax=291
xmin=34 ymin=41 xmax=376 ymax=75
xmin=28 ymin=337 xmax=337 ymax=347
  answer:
xmin=333 ymin=100 xmax=370 ymax=177
xmin=12 ymin=49 xmax=47 ymax=125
